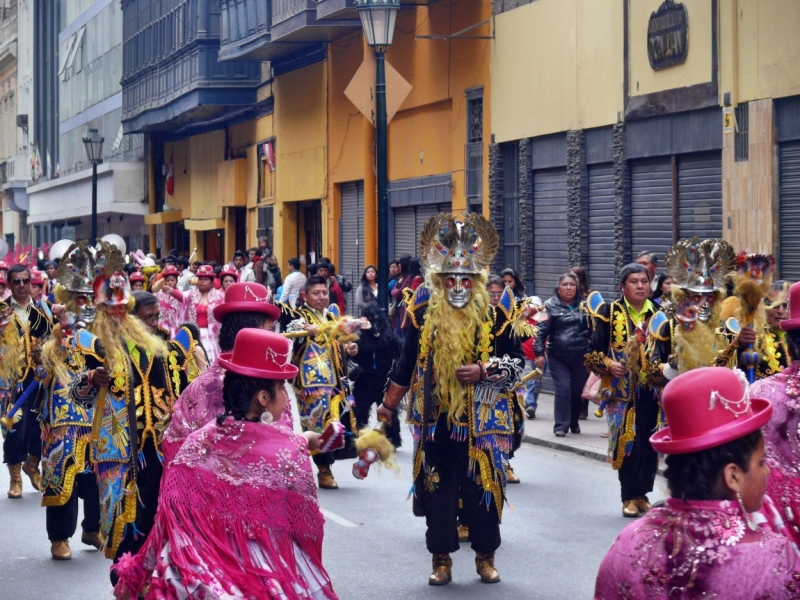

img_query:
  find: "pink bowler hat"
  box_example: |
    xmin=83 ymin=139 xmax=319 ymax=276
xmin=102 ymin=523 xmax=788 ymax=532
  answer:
xmin=214 ymin=282 xmax=280 ymax=321
xmin=129 ymin=270 xmax=145 ymax=283
xmin=29 ymin=269 xmax=45 ymax=286
xmin=650 ymin=367 xmax=772 ymax=455
xmin=219 ymin=264 xmax=238 ymax=280
xmin=160 ymin=264 xmax=180 ymax=278
xmin=780 ymin=281 xmax=800 ymax=331
xmin=195 ymin=264 xmax=216 ymax=279
xmin=218 ymin=329 xmax=298 ymax=380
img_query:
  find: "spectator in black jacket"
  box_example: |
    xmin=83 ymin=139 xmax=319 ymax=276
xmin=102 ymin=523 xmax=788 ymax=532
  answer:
xmin=534 ymin=272 xmax=591 ymax=437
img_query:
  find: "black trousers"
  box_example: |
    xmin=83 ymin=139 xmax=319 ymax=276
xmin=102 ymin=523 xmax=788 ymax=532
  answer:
xmin=618 ymin=389 xmax=659 ymax=502
xmin=46 ymin=471 xmax=101 ymax=541
xmin=3 ymin=384 xmax=41 ymax=464
xmin=418 ymin=436 xmax=501 ymax=555
xmin=110 ymin=439 xmax=163 ymax=585
xmin=549 ymin=354 xmax=589 ymax=434
xmin=353 ymin=385 xmax=402 ymax=448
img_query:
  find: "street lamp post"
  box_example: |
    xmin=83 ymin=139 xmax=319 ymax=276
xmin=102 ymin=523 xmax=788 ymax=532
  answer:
xmin=82 ymin=128 xmax=105 ymax=241
xmin=355 ymin=0 xmax=399 ymax=311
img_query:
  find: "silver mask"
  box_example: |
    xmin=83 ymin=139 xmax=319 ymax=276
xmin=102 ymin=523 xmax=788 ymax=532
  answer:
xmin=76 ymin=294 xmax=96 ymax=326
xmin=696 ymin=294 xmax=715 ymax=323
xmin=442 ymin=274 xmax=474 ymax=309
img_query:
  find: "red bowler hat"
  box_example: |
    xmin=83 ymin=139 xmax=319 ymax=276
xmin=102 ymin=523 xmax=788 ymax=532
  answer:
xmin=29 ymin=269 xmax=45 ymax=286
xmin=129 ymin=270 xmax=145 ymax=283
xmin=213 ymin=282 xmax=280 ymax=321
xmin=781 ymin=281 xmax=800 ymax=331
xmin=218 ymin=329 xmax=298 ymax=380
xmin=0 ymin=260 xmax=9 ymax=271
xmin=219 ymin=264 xmax=238 ymax=280
xmin=650 ymin=367 xmax=772 ymax=455
xmin=195 ymin=264 xmax=215 ymax=279
xmin=160 ymin=264 xmax=180 ymax=278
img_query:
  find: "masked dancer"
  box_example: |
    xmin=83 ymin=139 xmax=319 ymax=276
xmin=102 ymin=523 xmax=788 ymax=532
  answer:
xmin=377 ymin=212 xmax=524 ymax=586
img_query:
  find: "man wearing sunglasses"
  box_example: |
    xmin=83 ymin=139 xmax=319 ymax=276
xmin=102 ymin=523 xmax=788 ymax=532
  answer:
xmin=2 ymin=264 xmax=55 ymax=499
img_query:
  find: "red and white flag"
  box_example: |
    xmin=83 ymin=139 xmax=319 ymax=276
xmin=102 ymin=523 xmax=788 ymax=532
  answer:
xmin=263 ymin=141 xmax=275 ymax=172
xmin=166 ymin=151 xmax=174 ymax=196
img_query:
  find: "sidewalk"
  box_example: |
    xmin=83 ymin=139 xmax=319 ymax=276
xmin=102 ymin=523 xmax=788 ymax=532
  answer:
xmin=521 ymin=391 xmax=609 ymax=462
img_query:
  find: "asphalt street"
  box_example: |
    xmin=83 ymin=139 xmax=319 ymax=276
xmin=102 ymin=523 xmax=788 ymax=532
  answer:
xmin=0 ymin=425 xmax=666 ymax=599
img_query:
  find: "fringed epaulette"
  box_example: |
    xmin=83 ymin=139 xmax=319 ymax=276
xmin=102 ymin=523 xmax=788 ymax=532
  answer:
xmin=584 ymin=291 xmax=608 ymax=331
xmin=327 ymin=304 xmax=341 ymax=319
xmin=73 ymin=328 xmax=104 ymax=361
xmin=508 ymin=295 xmax=537 ymax=338
xmin=648 ymin=311 xmax=670 ymax=342
xmin=172 ymin=325 xmax=197 ymax=355
xmin=404 ymin=286 xmax=430 ymax=330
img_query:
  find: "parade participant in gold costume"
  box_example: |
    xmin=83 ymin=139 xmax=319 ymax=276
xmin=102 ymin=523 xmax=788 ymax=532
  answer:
xmin=276 ymin=276 xmax=362 ymax=489
xmin=377 ymin=212 xmax=525 ymax=586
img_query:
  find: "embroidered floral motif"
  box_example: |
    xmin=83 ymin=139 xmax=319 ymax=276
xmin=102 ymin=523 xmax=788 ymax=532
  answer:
xmin=423 ymin=464 xmax=440 ymax=493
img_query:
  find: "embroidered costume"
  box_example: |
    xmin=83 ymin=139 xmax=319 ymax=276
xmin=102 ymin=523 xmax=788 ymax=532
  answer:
xmin=183 ymin=266 xmax=223 ymax=362
xmin=382 ymin=212 xmax=524 ymax=585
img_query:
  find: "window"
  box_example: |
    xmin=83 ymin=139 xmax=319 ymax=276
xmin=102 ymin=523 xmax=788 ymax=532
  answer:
xmin=465 ymin=87 xmax=483 ymax=211
xmin=257 ymin=206 xmax=274 ymax=247
xmin=735 ymin=103 xmax=749 ymax=162
xmin=258 ymin=139 xmax=276 ymax=204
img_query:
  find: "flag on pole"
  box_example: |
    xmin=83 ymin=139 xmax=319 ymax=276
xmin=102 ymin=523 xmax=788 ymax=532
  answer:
xmin=166 ymin=151 xmax=174 ymax=196
xmin=263 ymin=141 xmax=275 ymax=172
xmin=46 ymin=151 xmax=52 ymax=179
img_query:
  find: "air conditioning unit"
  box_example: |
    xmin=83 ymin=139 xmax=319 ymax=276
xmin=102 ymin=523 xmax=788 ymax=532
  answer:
xmin=16 ymin=115 xmax=27 ymax=130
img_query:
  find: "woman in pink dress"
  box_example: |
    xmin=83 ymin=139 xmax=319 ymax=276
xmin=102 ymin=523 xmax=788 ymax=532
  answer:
xmin=184 ymin=264 xmax=224 ymax=362
xmin=113 ymin=329 xmax=337 ymax=599
xmin=595 ymin=367 xmax=800 ymax=599
xmin=153 ymin=264 xmax=184 ymax=337
xmin=751 ymin=280 xmax=800 ymax=546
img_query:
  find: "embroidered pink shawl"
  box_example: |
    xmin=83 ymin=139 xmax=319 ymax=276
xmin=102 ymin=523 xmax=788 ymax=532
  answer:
xmin=114 ymin=417 xmax=337 ymax=600
xmin=156 ymin=289 xmax=184 ymax=337
xmin=752 ymin=362 xmax=800 ymax=547
xmin=162 ymin=361 xmax=225 ymax=466
xmin=594 ymin=498 xmax=800 ymax=599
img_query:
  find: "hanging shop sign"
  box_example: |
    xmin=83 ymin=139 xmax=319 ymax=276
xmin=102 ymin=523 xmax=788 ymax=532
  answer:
xmin=647 ymin=0 xmax=689 ymax=70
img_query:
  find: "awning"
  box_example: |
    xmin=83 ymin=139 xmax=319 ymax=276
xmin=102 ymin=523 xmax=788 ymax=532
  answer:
xmin=144 ymin=210 xmax=183 ymax=225
xmin=184 ymin=218 xmax=226 ymax=231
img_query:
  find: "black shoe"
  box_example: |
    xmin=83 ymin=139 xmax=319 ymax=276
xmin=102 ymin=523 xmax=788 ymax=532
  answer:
xmin=570 ymin=426 xmax=581 ymax=434
xmin=525 ymin=407 xmax=536 ymax=420
xmin=554 ymin=430 xmax=566 ymax=437
xmin=578 ymin=411 xmax=588 ymax=420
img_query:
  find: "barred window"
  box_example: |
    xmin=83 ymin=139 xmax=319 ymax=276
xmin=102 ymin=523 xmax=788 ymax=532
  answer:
xmin=735 ymin=103 xmax=748 ymax=162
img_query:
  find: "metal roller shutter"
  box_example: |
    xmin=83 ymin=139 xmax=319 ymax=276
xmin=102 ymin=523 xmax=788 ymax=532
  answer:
xmin=414 ymin=204 xmax=442 ymax=252
xmin=780 ymin=142 xmax=800 ymax=281
xmin=532 ymin=168 xmax=569 ymax=298
xmin=393 ymin=206 xmax=417 ymax=260
xmin=587 ymin=164 xmax=616 ymax=298
xmin=631 ymin=158 xmax=673 ymax=262
xmin=678 ymin=153 xmax=722 ymax=240
xmin=339 ymin=181 xmax=364 ymax=311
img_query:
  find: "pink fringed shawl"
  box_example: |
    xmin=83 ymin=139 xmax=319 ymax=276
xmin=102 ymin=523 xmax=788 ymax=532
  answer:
xmin=752 ymin=362 xmax=800 ymax=547
xmin=114 ymin=417 xmax=337 ymax=600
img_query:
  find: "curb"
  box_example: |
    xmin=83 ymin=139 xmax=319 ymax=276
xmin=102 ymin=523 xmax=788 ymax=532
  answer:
xmin=522 ymin=434 xmax=607 ymax=463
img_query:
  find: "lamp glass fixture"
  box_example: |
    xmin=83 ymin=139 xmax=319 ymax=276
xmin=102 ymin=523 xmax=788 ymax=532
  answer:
xmin=82 ymin=128 xmax=105 ymax=164
xmin=355 ymin=0 xmax=399 ymax=47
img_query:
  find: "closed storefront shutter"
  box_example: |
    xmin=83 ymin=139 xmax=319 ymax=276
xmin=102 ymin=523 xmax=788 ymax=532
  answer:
xmin=532 ymin=168 xmax=568 ymax=298
xmin=393 ymin=206 xmax=417 ymax=260
xmin=339 ymin=181 xmax=364 ymax=310
xmin=414 ymin=205 xmax=442 ymax=247
xmin=587 ymin=164 xmax=616 ymax=298
xmin=780 ymin=142 xmax=800 ymax=281
xmin=631 ymin=158 xmax=673 ymax=261
xmin=678 ymin=152 xmax=722 ymax=240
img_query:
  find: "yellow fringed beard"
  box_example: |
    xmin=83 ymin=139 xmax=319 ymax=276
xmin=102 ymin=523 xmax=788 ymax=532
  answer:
xmin=426 ymin=272 xmax=490 ymax=422
xmin=672 ymin=288 xmax=724 ymax=373
xmin=93 ymin=308 xmax=168 ymax=362
xmin=0 ymin=317 xmax=21 ymax=382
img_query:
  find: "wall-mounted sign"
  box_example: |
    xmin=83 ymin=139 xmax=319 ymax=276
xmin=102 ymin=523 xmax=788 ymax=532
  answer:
xmin=723 ymin=107 xmax=734 ymax=134
xmin=647 ymin=0 xmax=689 ymax=70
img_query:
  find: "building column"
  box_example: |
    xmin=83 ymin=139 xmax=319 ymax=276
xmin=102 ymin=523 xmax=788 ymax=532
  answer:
xmin=518 ymin=139 xmax=533 ymax=288
xmin=488 ymin=142 xmax=504 ymax=275
xmin=613 ymin=123 xmax=631 ymax=276
xmin=566 ymin=130 xmax=588 ymax=268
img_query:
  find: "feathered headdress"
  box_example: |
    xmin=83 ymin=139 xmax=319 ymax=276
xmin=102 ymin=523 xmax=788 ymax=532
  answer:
xmin=665 ymin=237 xmax=735 ymax=294
xmin=418 ymin=212 xmax=499 ymax=275
xmin=56 ymin=241 xmax=103 ymax=294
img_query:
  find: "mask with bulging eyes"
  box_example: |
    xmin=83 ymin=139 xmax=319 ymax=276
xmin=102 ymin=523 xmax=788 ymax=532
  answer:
xmin=74 ymin=294 xmax=97 ymax=326
xmin=440 ymin=274 xmax=474 ymax=309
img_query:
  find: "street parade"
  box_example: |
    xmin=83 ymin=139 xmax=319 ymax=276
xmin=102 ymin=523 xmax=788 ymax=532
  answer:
xmin=5 ymin=0 xmax=800 ymax=598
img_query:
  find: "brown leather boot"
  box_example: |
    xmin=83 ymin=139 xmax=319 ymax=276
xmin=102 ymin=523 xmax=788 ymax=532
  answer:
xmin=506 ymin=465 xmax=520 ymax=484
xmin=428 ymin=553 xmax=452 ymax=586
xmin=635 ymin=496 xmax=652 ymax=513
xmin=457 ymin=523 xmax=469 ymax=542
xmin=317 ymin=466 xmax=338 ymax=489
xmin=81 ymin=530 xmax=104 ymax=551
xmin=51 ymin=540 xmax=72 ymax=560
xmin=475 ymin=552 xmax=500 ymax=583
xmin=22 ymin=454 xmax=42 ymax=492
xmin=7 ymin=463 xmax=22 ymax=498
xmin=622 ymin=500 xmax=639 ymax=518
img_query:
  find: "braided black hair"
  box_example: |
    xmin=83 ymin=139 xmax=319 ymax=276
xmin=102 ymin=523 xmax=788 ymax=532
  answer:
xmin=664 ymin=429 xmax=762 ymax=501
xmin=218 ymin=313 xmax=270 ymax=352
xmin=217 ymin=371 xmax=281 ymax=425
